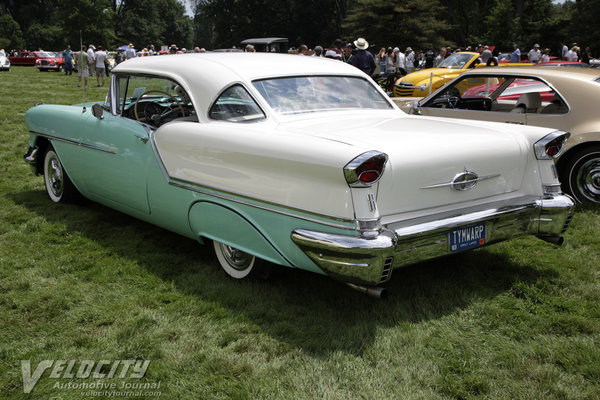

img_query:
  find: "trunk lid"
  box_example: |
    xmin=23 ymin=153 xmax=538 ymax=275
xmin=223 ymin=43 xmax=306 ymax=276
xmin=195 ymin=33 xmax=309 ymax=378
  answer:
xmin=281 ymin=112 xmax=542 ymax=216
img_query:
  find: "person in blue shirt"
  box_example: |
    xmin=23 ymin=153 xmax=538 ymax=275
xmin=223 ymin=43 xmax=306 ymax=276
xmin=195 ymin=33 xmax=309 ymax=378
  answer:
xmin=510 ymin=44 xmax=521 ymax=63
xmin=62 ymin=45 xmax=74 ymax=75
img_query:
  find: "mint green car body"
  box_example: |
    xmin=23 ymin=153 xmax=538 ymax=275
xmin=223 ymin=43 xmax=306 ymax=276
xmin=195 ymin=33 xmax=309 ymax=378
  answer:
xmin=25 ymin=103 xmax=343 ymax=277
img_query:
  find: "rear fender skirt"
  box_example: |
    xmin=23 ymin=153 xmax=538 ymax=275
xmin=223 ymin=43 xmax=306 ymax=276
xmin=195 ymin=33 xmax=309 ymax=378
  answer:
xmin=188 ymin=201 xmax=291 ymax=267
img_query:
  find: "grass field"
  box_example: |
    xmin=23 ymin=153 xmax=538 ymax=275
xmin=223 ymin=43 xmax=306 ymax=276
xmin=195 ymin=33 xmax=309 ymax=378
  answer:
xmin=1 ymin=66 xmax=599 ymax=400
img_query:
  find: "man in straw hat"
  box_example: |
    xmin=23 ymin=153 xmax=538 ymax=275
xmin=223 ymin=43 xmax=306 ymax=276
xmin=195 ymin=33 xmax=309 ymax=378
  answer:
xmin=348 ymin=37 xmax=375 ymax=76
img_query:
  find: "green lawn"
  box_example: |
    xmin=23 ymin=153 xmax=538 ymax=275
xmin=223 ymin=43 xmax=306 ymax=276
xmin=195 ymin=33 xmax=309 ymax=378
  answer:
xmin=1 ymin=66 xmax=599 ymax=400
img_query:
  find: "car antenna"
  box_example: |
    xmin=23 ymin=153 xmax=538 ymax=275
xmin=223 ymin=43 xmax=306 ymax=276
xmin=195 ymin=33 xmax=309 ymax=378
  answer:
xmin=80 ymin=30 xmax=86 ymax=113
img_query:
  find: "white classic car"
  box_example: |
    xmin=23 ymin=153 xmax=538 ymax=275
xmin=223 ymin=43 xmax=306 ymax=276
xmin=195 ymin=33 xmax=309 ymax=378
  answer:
xmin=24 ymin=53 xmax=574 ymax=297
xmin=0 ymin=50 xmax=10 ymax=71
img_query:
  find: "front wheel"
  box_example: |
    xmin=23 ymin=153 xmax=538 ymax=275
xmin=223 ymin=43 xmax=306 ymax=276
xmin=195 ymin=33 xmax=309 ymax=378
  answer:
xmin=560 ymin=145 xmax=600 ymax=204
xmin=213 ymin=240 xmax=268 ymax=279
xmin=43 ymin=146 xmax=80 ymax=203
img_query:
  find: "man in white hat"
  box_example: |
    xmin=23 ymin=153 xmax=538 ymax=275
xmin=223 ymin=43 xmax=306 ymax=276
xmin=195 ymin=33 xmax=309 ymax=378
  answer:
xmin=528 ymin=43 xmax=542 ymax=63
xmin=348 ymin=37 xmax=375 ymax=76
xmin=405 ymin=46 xmax=416 ymax=74
xmin=87 ymin=44 xmax=96 ymax=77
xmin=394 ymin=47 xmax=407 ymax=75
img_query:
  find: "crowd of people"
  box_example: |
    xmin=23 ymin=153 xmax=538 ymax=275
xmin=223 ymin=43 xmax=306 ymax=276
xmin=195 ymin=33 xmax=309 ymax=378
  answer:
xmin=290 ymin=39 xmax=596 ymax=79
xmin=13 ymin=37 xmax=596 ymax=92
xmin=54 ymin=42 xmax=197 ymax=88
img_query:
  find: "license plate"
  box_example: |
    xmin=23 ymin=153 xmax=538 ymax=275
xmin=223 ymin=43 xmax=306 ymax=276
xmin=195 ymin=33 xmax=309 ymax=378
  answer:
xmin=449 ymin=222 xmax=486 ymax=252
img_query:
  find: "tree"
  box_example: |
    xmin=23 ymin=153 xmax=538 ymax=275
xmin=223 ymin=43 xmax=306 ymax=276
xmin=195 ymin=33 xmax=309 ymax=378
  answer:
xmin=569 ymin=0 xmax=600 ymax=55
xmin=342 ymin=0 xmax=449 ymax=50
xmin=115 ymin=0 xmax=192 ymax=49
xmin=0 ymin=13 xmax=24 ymax=49
xmin=193 ymin=0 xmax=351 ymax=49
xmin=59 ymin=0 xmax=116 ymax=50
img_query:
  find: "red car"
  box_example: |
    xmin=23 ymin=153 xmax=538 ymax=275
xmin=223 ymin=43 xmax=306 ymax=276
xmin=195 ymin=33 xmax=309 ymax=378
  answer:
xmin=8 ymin=51 xmax=65 ymax=71
xmin=35 ymin=52 xmax=65 ymax=72
xmin=463 ymin=78 xmax=555 ymax=102
xmin=8 ymin=50 xmax=41 ymax=66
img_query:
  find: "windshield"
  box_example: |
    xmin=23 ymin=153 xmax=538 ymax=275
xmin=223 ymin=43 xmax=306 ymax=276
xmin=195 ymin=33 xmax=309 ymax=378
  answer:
xmin=252 ymin=76 xmax=392 ymax=115
xmin=438 ymin=53 xmax=475 ymax=69
xmin=35 ymin=52 xmax=55 ymax=58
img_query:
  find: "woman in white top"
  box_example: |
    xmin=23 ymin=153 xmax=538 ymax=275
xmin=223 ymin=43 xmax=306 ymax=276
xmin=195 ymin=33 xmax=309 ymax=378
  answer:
xmin=566 ymin=47 xmax=579 ymax=62
xmin=541 ymin=48 xmax=550 ymax=63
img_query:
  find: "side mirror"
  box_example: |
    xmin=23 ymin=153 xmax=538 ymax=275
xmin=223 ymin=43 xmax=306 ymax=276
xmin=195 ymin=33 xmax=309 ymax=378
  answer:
xmin=412 ymin=101 xmax=422 ymax=115
xmin=92 ymin=103 xmax=104 ymax=119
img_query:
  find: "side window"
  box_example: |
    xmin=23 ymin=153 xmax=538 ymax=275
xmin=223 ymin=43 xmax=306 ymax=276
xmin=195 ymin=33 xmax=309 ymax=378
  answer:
xmin=494 ymin=78 xmax=566 ymax=114
xmin=423 ymin=76 xmax=567 ymax=115
xmin=113 ymin=74 xmax=196 ymax=126
xmin=209 ymin=85 xmax=265 ymax=122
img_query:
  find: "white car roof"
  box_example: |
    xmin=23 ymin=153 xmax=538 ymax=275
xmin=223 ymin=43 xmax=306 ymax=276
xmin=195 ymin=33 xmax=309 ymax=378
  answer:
xmin=112 ymin=53 xmax=368 ymax=119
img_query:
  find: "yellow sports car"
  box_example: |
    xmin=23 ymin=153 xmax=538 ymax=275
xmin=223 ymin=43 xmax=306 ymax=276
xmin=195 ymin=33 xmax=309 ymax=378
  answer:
xmin=393 ymin=52 xmax=530 ymax=97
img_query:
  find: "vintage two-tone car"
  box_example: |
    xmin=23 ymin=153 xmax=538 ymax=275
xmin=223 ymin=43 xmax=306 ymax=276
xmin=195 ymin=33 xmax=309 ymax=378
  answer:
xmin=402 ymin=67 xmax=600 ymax=204
xmin=24 ymin=54 xmax=574 ymax=297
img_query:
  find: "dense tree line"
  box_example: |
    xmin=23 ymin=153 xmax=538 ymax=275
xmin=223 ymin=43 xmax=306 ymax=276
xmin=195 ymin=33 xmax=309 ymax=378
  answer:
xmin=0 ymin=0 xmax=598 ymax=56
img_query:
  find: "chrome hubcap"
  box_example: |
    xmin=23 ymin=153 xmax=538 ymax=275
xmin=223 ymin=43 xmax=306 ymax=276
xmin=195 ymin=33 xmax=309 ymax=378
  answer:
xmin=220 ymin=244 xmax=253 ymax=271
xmin=576 ymin=157 xmax=600 ymax=202
xmin=47 ymin=156 xmax=63 ymax=197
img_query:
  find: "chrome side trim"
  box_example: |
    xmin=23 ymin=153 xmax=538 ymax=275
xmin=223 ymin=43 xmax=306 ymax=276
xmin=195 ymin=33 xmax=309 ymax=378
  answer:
xmin=168 ymin=179 xmax=358 ymax=231
xmin=421 ymin=172 xmax=501 ymax=189
xmin=29 ymin=131 xmax=117 ymax=154
xmin=147 ymin=127 xmax=170 ymax=182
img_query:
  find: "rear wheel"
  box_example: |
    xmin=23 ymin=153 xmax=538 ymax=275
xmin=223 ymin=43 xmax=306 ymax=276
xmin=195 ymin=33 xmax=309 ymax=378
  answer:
xmin=213 ymin=240 xmax=268 ymax=279
xmin=560 ymin=145 xmax=600 ymax=204
xmin=43 ymin=146 xmax=80 ymax=203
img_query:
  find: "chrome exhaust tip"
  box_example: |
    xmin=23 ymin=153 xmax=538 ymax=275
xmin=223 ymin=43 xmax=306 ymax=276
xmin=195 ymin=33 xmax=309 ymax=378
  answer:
xmin=539 ymin=235 xmax=564 ymax=246
xmin=346 ymin=283 xmax=388 ymax=299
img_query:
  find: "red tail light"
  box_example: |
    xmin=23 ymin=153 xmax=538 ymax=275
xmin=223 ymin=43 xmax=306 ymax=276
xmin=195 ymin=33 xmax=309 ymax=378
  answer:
xmin=344 ymin=151 xmax=388 ymax=187
xmin=535 ymin=131 xmax=570 ymax=160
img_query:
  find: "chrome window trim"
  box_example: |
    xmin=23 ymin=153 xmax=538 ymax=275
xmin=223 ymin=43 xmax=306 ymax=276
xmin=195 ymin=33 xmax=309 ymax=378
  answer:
xmin=208 ymin=83 xmax=267 ymax=123
xmin=111 ymin=72 xmax=198 ymax=120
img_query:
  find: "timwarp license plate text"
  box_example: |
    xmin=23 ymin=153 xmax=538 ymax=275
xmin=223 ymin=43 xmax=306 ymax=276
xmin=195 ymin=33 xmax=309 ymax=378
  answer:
xmin=449 ymin=222 xmax=486 ymax=252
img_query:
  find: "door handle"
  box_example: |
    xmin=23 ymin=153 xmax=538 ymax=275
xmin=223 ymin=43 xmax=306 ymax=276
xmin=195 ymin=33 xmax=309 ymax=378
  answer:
xmin=505 ymin=121 xmax=524 ymax=125
xmin=135 ymin=135 xmax=148 ymax=143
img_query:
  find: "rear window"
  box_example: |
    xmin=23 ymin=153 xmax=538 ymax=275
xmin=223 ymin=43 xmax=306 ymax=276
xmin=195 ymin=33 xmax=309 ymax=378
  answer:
xmin=252 ymin=76 xmax=392 ymax=115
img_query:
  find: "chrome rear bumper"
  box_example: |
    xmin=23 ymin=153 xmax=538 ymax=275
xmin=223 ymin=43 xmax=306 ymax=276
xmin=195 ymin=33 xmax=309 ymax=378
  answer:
xmin=291 ymin=194 xmax=574 ymax=286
